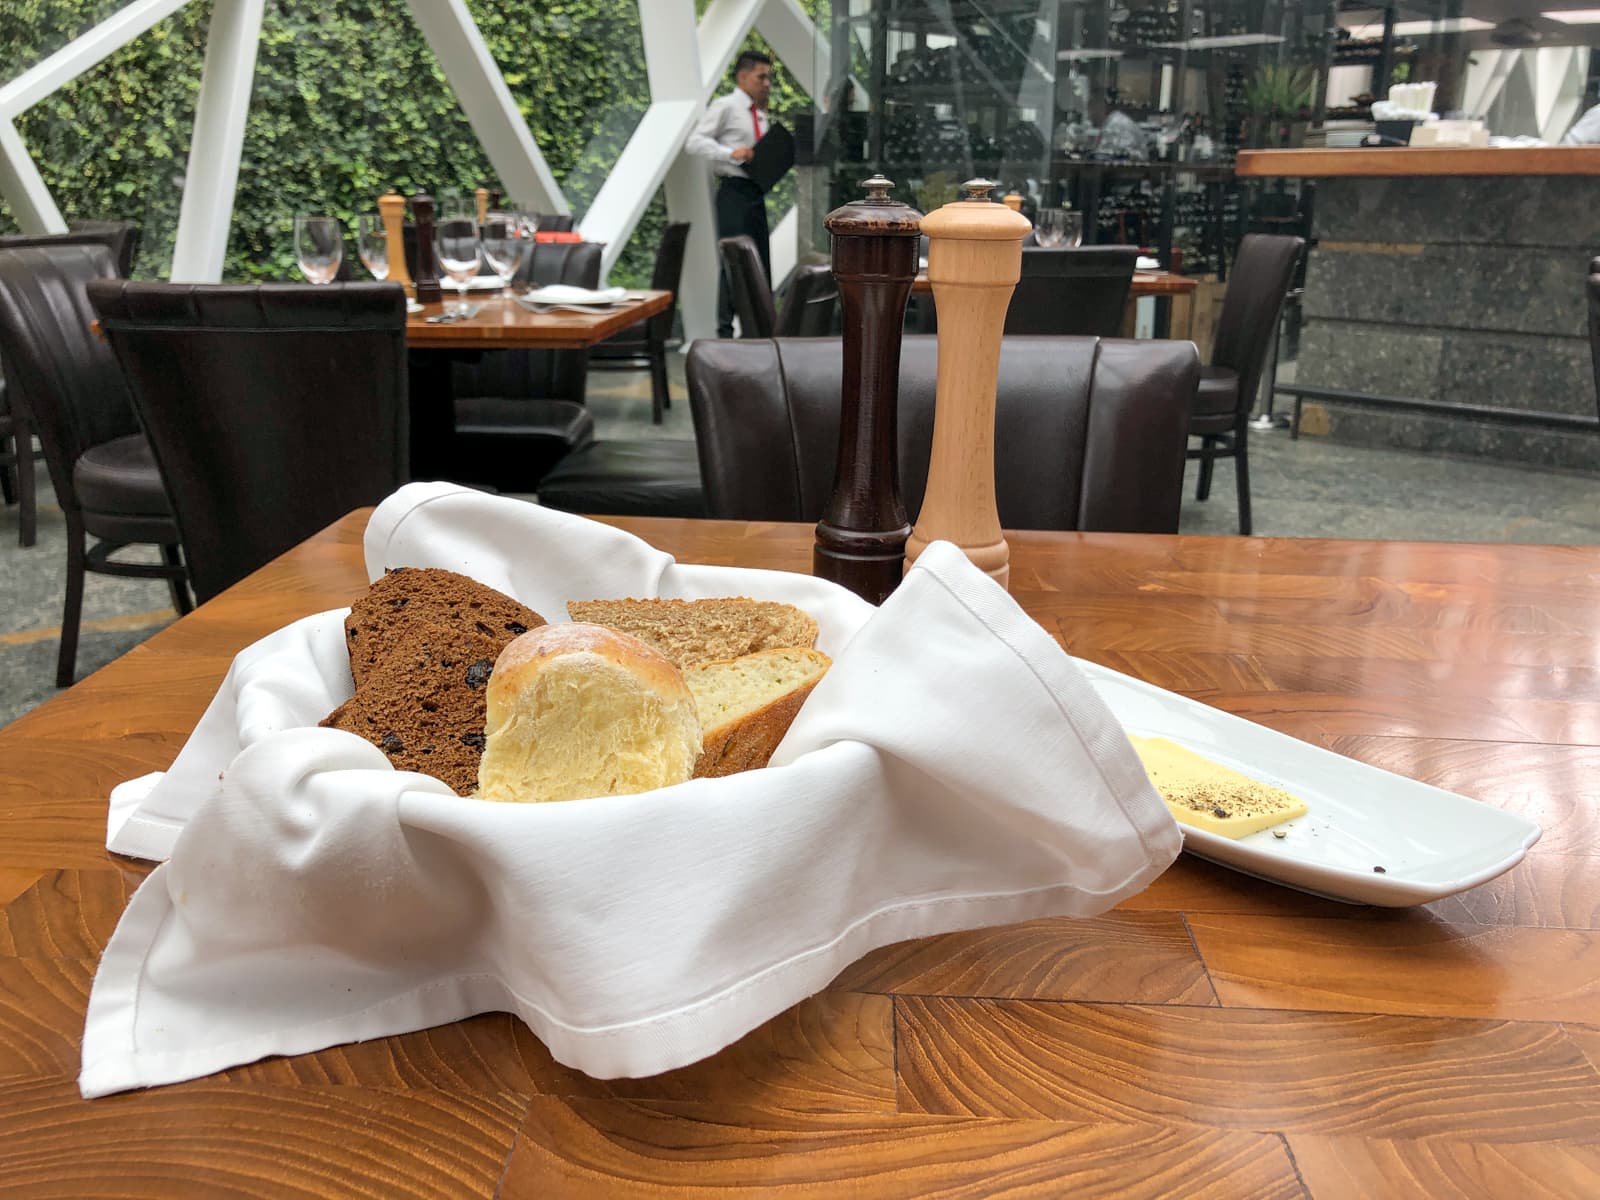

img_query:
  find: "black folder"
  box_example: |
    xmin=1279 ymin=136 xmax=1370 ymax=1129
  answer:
xmin=744 ymin=122 xmax=796 ymax=193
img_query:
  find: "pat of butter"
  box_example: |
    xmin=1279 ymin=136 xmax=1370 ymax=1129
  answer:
xmin=1130 ymin=735 xmax=1307 ymax=838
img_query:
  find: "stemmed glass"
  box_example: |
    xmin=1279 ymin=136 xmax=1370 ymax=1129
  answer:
xmin=294 ymin=214 xmax=343 ymax=284
xmin=435 ymin=216 xmax=482 ymax=315
xmin=355 ymin=214 xmax=388 ymax=281
xmin=479 ymin=207 xmax=533 ymax=289
xmin=1034 ymin=208 xmax=1083 ymax=249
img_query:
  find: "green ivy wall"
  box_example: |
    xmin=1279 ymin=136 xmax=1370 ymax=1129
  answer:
xmin=0 ymin=0 xmax=819 ymax=286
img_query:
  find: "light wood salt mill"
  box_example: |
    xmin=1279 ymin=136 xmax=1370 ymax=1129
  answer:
xmin=378 ymin=192 xmax=411 ymax=289
xmin=904 ymin=179 xmax=1032 ymax=591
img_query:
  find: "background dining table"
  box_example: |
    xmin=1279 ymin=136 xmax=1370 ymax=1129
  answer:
xmin=403 ymin=289 xmax=672 ymax=478
xmin=1 ymin=511 xmax=1597 ymax=1197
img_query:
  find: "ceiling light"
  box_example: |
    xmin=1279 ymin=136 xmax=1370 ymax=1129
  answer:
xmin=1153 ymin=34 xmax=1288 ymax=49
xmin=1057 ymin=48 xmax=1124 ymax=61
xmin=1543 ymin=9 xmax=1600 ymax=23
xmin=1347 ymin=18 xmax=1494 ymax=36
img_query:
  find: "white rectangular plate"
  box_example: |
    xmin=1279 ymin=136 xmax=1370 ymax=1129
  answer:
xmin=1077 ymin=659 xmax=1542 ymax=906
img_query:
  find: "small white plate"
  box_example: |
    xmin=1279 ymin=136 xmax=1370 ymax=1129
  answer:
xmin=1077 ymin=659 xmax=1542 ymax=906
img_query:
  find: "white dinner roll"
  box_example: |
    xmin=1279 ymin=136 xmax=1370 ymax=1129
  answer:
xmin=476 ymin=623 xmax=703 ymax=804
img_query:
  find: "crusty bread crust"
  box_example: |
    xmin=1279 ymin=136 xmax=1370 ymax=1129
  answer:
xmin=565 ymin=597 xmax=818 ymax=670
xmin=686 ymin=648 xmax=831 ymax=778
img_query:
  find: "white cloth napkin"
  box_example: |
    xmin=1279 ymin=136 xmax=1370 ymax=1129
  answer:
xmin=521 ymin=284 xmax=629 ymax=305
xmin=82 ymin=483 xmax=1180 ymax=1098
xmin=1136 ymin=255 xmax=1161 ymax=270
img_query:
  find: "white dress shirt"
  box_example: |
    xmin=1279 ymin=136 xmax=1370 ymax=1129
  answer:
xmin=686 ymin=86 xmax=768 ymax=178
xmin=1562 ymin=103 xmax=1600 ymax=145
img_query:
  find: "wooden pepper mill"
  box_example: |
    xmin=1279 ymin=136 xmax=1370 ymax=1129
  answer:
xmin=409 ymin=193 xmax=443 ymax=306
xmin=475 ymin=186 xmax=490 ymax=224
xmin=377 ymin=192 xmax=411 ymax=289
xmin=904 ymin=179 xmax=1031 ymax=591
xmin=813 ymin=174 xmax=923 ymax=605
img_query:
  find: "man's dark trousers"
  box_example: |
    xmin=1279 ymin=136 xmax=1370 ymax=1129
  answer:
xmin=715 ymin=175 xmax=769 ymax=337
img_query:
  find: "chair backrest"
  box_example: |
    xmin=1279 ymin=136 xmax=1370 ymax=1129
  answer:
xmin=88 ymin=281 xmax=409 ymax=602
xmin=537 ymin=214 xmax=576 ymax=233
xmin=1210 ymin=233 xmax=1304 ymax=419
xmin=775 ymin=264 xmax=839 ymax=337
xmin=649 ymin=222 xmax=691 ymax=341
xmin=517 ymin=241 xmax=602 ymax=289
xmin=687 ymin=334 xmax=1198 ymax=532
xmin=0 ymin=245 xmax=132 ymax=514
xmin=1589 ymin=257 xmax=1600 ymax=421
xmin=1005 ymin=246 xmax=1139 ymax=336
xmin=0 ymin=220 xmax=140 ymax=278
xmin=718 ymin=235 xmax=776 ymax=338
xmin=452 ymin=243 xmax=603 ymax=405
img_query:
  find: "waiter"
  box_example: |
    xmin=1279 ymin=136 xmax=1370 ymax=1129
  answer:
xmin=686 ymin=50 xmax=776 ymax=337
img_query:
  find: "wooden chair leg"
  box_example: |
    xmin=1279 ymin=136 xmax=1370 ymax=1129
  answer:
xmin=56 ymin=517 xmax=87 ymax=688
xmin=1196 ymin=438 xmax=1216 ymax=501
xmin=161 ymin=543 xmax=194 ymax=615
xmin=1235 ymin=436 xmax=1252 ymax=537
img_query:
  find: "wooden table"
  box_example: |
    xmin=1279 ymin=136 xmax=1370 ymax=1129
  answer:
xmin=405 ymin=290 xmax=672 ymax=478
xmin=3 ymin=513 xmax=1598 ymax=1197
xmin=405 ymin=290 xmax=672 ymax=350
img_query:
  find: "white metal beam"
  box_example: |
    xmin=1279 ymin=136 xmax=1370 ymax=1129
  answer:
xmin=663 ymin=156 xmax=719 ymax=342
xmin=403 ymin=0 xmax=567 ymax=215
xmin=0 ymin=0 xmax=195 ymax=119
xmin=0 ymin=119 xmax=64 ymax=233
xmin=698 ymin=0 xmax=767 ymax=91
xmin=169 ymin=0 xmax=265 ymax=282
xmin=579 ymin=100 xmax=701 ymax=276
xmin=754 ymin=0 xmax=826 ymax=98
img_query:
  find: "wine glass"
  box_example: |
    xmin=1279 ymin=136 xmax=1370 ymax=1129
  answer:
xmin=479 ymin=207 xmax=532 ymax=289
xmin=294 ymin=215 xmax=343 ymax=284
xmin=1035 ymin=208 xmax=1083 ymax=249
xmin=435 ymin=216 xmax=482 ymax=314
xmin=356 ymin=214 xmax=388 ymax=281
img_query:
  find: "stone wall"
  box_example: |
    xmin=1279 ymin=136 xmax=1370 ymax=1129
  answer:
xmin=1294 ymin=175 xmax=1599 ymax=473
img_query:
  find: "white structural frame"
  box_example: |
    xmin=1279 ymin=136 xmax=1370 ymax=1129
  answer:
xmin=0 ymin=0 xmax=821 ymax=334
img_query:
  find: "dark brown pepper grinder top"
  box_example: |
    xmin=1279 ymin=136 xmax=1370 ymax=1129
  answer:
xmin=813 ymin=175 xmax=923 ymax=606
xmin=410 ymin=194 xmax=443 ymax=306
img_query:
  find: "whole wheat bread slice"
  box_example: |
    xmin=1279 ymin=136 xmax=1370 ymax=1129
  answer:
xmin=566 ymin=597 xmax=819 ymax=671
xmin=685 ymin=647 xmax=831 ymax=777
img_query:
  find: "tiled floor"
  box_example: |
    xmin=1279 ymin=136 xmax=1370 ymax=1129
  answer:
xmin=2 ymin=354 xmax=1597 ymax=728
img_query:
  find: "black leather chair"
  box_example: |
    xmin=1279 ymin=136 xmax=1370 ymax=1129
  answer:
xmin=444 ymin=241 xmax=603 ymax=490
xmin=1005 ymin=246 xmax=1139 ymax=336
xmin=535 ymin=438 xmax=705 ymax=518
xmin=1588 ymin=257 xmax=1599 ymax=421
xmin=537 ymin=214 xmax=576 ymax=233
xmin=687 ymin=335 xmax=1198 ymax=532
xmin=88 ymin=281 xmax=409 ymax=604
xmin=0 ymin=245 xmax=190 ymax=686
xmin=1189 ymin=233 xmax=1303 ymax=536
xmin=0 ymin=372 xmax=36 ymax=548
xmin=0 ymin=221 xmax=140 ymax=548
xmin=589 ymin=222 xmax=690 ymax=424
xmin=777 ymin=265 xmax=840 ymax=336
xmin=0 ymin=219 xmax=140 ymax=278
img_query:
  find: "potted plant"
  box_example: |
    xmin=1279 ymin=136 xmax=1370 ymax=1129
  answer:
xmin=1245 ymin=64 xmax=1318 ymax=148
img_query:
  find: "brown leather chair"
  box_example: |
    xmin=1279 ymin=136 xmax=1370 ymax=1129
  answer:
xmin=0 ymin=221 xmax=139 ymax=548
xmin=442 ymin=241 xmax=602 ymax=490
xmin=1190 ymin=233 xmax=1303 ymax=536
xmin=89 ymin=280 xmax=409 ymax=604
xmin=589 ymin=222 xmax=690 ymax=423
xmin=686 ymin=335 xmax=1198 ymax=532
xmin=777 ymin=265 xmax=840 ymax=336
xmin=0 ymin=245 xmax=190 ymax=686
xmin=1588 ymin=257 xmax=1599 ymax=421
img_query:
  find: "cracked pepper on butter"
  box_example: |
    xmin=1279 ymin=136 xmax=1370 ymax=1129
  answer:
xmin=1129 ymin=735 xmax=1308 ymax=838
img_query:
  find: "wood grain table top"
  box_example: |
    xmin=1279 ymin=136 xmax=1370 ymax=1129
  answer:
xmin=3 ymin=511 xmax=1598 ymax=1197
xmin=404 ymin=290 xmax=672 ymax=349
xmin=911 ymin=270 xmax=1198 ymax=298
xmin=1236 ymin=146 xmax=1600 ymax=178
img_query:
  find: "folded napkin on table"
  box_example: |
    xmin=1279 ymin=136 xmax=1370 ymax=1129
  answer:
xmin=523 ymin=284 xmax=629 ymax=305
xmin=1136 ymin=255 xmax=1161 ymax=270
xmin=82 ymin=482 xmax=1181 ymax=1098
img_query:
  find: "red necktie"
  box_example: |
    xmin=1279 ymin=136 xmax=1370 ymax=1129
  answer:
xmin=750 ymin=103 xmax=763 ymax=143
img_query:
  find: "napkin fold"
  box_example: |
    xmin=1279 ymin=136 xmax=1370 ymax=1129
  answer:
xmin=83 ymin=483 xmax=1179 ymax=1098
xmin=522 ymin=284 xmax=628 ymax=305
